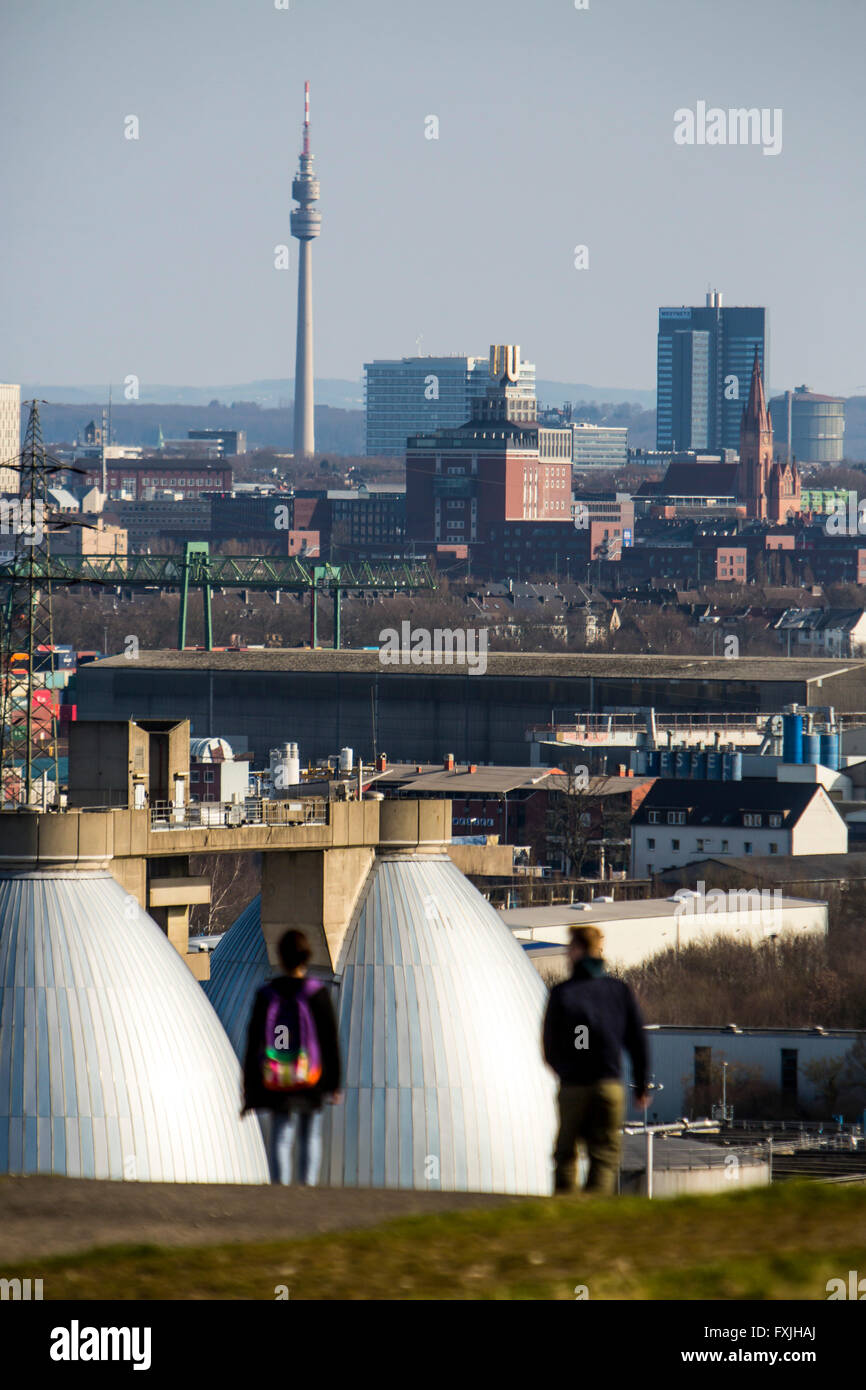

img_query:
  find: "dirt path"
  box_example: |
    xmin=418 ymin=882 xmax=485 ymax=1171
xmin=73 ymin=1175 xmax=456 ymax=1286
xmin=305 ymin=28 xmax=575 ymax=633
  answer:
xmin=0 ymin=1176 xmax=523 ymax=1263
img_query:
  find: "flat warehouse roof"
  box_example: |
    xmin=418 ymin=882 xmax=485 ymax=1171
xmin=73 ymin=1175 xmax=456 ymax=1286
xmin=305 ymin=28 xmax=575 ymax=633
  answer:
xmin=90 ymin=650 xmax=866 ymax=682
xmin=500 ymin=895 xmax=822 ymax=932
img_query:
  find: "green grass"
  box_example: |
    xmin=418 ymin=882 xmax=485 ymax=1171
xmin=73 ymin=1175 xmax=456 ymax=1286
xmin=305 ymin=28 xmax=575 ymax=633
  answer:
xmin=4 ymin=1181 xmax=866 ymax=1300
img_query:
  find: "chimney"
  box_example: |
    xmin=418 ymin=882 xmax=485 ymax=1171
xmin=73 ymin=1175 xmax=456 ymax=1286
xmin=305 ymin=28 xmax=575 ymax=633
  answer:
xmin=377 ymin=753 xmax=388 ymax=772
xmin=444 ymin=753 xmax=455 ymax=772
xmin=469 ymin=763 xmax=477 ymax=774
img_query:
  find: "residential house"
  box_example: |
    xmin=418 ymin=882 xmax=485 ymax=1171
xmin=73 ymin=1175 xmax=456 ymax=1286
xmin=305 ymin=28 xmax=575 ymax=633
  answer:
xmin=631 ymin=778 xmax=848 ymax=878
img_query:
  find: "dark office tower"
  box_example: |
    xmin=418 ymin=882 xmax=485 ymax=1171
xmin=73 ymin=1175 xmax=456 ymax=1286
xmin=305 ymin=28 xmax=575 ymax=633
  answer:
xmin=656 ymin=291 xmax=768 ymax=453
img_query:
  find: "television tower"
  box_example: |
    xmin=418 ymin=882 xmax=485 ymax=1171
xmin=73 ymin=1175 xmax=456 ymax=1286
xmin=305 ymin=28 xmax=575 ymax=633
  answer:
xmin=290 ymin=80 xmax=321 ymax=459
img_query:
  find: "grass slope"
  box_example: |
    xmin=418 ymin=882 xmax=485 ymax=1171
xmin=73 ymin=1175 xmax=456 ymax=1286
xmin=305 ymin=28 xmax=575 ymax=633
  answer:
xmin=2 ymin=1181 xmax=864 ymax=1301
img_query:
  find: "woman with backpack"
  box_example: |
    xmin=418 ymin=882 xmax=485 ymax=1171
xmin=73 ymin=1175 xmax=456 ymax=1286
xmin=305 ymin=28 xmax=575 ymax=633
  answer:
xmin=241 ymin=929 xmax=342 ymax=1185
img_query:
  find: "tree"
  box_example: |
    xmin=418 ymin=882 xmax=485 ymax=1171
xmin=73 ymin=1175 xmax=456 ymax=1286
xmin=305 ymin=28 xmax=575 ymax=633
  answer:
xmin=544 ymin=763 xmax=595 ymax=876
xmin=805 ymin=1037 xmax=866 ymax=1118
xmin=189 ymin=851 xmax=261 ymax=935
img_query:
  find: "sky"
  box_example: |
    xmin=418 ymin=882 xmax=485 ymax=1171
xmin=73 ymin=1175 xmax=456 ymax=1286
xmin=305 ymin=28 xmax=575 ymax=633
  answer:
xmin=2 ymin=0 xmax=865 ymax=396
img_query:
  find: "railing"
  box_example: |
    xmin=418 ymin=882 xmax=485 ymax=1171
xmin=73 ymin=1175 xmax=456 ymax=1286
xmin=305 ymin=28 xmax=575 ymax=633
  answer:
xmin=149 ymin=797 xmax=329 ymax=831
xmin=620 ymin=1119 xmax=771 ymax=1198
xmin=528 ymin=712 xmax=767 ymax=738
xmin=484 ymin=877 xmax=653 ymax=909
xmin=720 ymin=1118 xmax=863 ymax=1140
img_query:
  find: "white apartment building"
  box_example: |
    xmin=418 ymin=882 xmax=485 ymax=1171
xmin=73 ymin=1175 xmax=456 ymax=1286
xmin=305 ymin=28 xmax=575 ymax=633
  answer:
xmin=0 ymin=384 xmax=21 ymax=493
xmin=631 ymin=778 xmax=848 ymax=878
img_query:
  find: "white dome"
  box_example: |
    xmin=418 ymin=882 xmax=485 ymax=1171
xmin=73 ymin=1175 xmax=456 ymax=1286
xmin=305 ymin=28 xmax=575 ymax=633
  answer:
xmin=205 ymin=854 xmax=556 ymax=1195
xmin=0 ymin=871 xmax=268 ymax=1183
xmin=190 ymin=737 xmax=233 ymax=762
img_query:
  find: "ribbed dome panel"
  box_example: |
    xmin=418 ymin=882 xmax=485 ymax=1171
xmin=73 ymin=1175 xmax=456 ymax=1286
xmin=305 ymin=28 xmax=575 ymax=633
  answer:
xmin=0 ymin=872 xmax=268 ymax=1183
xmin=327 ymin=854 xmax=555 ymax=1194
xmin=203 ymin=894 xmax=271 ymax=1058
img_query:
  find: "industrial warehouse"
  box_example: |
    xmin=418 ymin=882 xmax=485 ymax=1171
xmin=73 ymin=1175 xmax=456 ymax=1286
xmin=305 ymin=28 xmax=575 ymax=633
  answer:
xmin=76 ymin=649 xmax=866 ymax=766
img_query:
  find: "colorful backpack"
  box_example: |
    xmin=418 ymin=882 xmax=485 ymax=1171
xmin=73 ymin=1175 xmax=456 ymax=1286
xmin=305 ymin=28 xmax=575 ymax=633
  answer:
xmin=260 ymin=979 xmax=323 ymax=1092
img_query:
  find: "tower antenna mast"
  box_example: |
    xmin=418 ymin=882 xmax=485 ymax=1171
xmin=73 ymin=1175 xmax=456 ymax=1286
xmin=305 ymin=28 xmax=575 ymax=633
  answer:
xmin=290 ymin=79 xmax=322 ymax=460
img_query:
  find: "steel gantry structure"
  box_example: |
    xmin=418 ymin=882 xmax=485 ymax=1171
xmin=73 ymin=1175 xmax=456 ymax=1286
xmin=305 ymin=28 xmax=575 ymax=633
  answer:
xmin=0 ymin=540 xmax=436 ymax=650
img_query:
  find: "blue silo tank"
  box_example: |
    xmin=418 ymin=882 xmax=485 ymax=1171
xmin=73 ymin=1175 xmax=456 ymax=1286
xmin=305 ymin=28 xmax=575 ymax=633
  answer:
xmin=820 ymin=732 xmax=840 ymax=771
xmin=706 ymin=751 xmax=721 ymax=780
xmin=802 ymin=732 xmax=821 ymax=765
xmin=723 ymin=752 xmax=743 ymax=781
xmin=782 ymin=713 xmax=803 ymax=764
xmin=659 ymin=751 xmax=674 ymax=777
xmin=675 ymin=750 xmax=690 ymax=778
xmin=690 ymin=751 xmax=707 ymax=778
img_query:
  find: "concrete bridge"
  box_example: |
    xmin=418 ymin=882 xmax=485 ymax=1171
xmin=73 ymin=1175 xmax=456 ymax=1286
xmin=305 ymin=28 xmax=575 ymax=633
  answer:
xmin=2 ymin=736 xmax=449 ymax=983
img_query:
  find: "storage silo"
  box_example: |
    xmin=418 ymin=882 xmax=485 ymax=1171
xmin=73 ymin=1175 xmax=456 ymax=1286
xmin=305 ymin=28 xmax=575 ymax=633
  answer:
xmin=269 ymin=742 xmax=300 ymax=794
xmin=802 ymin=732 xmax=821 ymax=766
xmin=782 ymin=713 xmax=803 ymax=764
xmin=820 ymin=732 xmax=841 ymax=771
xmin=769 ymin=388 xmax=846 ymax=466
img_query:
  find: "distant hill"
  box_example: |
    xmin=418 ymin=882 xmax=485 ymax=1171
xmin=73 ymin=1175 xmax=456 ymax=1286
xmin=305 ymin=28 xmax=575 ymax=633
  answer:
xmin=21 ymin=379 xmax=365 ymax=411
xmin=537 ymin=380 xmax=655 ymax=409
xmin=23 ymin=376 xmax=656 ymax=412
xmin=29 ymin=401 xmax=364 ymax=455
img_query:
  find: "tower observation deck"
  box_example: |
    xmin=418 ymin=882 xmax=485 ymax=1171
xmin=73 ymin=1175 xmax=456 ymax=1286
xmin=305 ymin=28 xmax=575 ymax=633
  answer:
xmin=290 ymin=80 xmax=321 ymax=459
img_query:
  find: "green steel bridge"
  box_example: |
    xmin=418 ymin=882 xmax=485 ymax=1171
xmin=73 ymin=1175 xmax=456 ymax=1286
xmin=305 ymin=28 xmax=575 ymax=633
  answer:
xmin=0 ymin=541 xmax=436 ymax=650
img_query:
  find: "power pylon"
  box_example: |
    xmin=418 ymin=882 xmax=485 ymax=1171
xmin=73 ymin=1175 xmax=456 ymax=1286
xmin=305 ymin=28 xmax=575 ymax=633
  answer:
xmin=0 ymin=401 xmax=63 ymax=808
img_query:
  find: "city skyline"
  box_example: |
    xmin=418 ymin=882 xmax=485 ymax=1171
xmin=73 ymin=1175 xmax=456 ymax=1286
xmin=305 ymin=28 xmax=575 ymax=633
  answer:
xmin=1 ymin=0 xmax=865 ymax=396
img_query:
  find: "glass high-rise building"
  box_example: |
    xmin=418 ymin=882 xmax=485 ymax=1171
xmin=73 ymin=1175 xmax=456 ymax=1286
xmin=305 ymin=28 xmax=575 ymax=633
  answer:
xmin=364 ymin=353 xmax=536 ymax=456
xmin=656 ymin=293 xmax=768 ymax=453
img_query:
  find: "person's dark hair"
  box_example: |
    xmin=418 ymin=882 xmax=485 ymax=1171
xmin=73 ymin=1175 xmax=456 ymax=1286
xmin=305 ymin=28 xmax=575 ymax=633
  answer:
xmin=569 ymin=924 xmax=604 ymax=958
xmin=278 ymin=929 xmax=312 ymax=972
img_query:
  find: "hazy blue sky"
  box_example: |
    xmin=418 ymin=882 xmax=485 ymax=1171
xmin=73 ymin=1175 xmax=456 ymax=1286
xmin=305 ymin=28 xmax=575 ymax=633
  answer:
xmin=2 ymin=0 xmax=865 ymax=395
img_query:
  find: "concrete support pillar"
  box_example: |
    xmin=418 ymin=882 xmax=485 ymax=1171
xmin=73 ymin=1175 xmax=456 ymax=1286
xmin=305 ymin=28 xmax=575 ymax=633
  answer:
xmin=109 ymin=856 xmax=147 ymax=911
xmin=261 ymin=845 xmax=375 ymax=973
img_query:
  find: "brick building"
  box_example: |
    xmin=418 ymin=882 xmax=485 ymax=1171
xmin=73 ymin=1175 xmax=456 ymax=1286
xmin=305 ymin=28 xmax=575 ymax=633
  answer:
xmin=406 ymin=346 xmax=571 ymax=561
xmin=80 ymin=459 xmax=232 ymax=501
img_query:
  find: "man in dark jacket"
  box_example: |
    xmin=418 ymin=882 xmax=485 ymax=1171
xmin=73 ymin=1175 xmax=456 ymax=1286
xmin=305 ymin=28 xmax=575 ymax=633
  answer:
xmin=242 ymin=929 xmax=342 ymax=1185
xmin=543 ymin=924 xmax=649 ymax=1194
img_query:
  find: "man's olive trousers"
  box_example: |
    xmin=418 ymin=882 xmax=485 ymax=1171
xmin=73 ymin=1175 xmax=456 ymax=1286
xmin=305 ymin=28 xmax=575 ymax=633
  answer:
xmin=553 ymin=1079 xmax=624 ymax=1194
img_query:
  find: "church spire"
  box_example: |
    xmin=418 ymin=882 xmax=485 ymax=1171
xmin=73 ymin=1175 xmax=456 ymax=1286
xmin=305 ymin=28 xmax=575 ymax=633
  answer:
xmin=743 ymin=349 xmax=771 ymax=435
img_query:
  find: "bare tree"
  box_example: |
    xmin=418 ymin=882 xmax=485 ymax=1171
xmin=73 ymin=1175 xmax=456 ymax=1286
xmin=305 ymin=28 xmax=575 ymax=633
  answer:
xmin=189 ymin=851 xmax=261 ymax=935
xmin=544 ymin=764 xmax=596 ymax=876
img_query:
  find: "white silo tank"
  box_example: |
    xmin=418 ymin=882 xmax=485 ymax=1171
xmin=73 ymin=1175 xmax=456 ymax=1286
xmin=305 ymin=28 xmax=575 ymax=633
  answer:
xmin=286 ymin=742 xmax=300 ymax=785
xmin=339 ymin=747 xmax=354 ymax=774
xmin=269 ymin=743 xmax=300 ymax=795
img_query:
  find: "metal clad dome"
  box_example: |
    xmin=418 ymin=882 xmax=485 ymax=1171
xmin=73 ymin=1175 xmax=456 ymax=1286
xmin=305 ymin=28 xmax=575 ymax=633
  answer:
xmin=205 ymin=854 xmax=556 ymax=1194
xmin=0 ymin=871 xmax=268 ymax=1183
xmin=203 ymin=895 xmax=271 ymax=1057
xmin=328 ymin=853 xmax=555 ymax=1194
xmin=190 ymin=737 xmax=233 ymax=762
